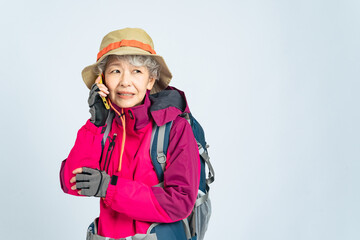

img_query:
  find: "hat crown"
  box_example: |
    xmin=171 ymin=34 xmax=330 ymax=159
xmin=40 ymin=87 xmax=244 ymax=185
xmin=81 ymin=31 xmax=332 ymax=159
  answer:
xmin=99 ymin=28 xmax=154 ymax=51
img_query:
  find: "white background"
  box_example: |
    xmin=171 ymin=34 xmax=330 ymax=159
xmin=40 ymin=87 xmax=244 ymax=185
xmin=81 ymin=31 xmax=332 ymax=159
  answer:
xmin=1 ymin=0 xmax=359 ymax=239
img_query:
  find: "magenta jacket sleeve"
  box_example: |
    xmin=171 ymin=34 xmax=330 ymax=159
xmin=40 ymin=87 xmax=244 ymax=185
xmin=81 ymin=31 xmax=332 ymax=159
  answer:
xmin=60 ymin=120 xmax=104 ymax=196
xmin=104 ymin=117 xmax=200 ymax=223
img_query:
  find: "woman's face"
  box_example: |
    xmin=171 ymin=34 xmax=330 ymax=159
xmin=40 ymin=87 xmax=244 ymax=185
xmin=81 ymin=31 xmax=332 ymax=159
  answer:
xmin=104 ymin=56 xmax=155 ymax=108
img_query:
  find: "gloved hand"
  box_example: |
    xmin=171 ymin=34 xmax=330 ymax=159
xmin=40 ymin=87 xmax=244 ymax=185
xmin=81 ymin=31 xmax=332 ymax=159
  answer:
xmin=76 ymin=167 xmax=110 ymax=197
xmin=88 ymin=82 xmax=109 ymax=126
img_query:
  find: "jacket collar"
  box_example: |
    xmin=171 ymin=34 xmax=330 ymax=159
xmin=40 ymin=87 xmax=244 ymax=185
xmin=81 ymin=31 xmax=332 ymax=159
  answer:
xmin=149 ymin=86 xmax=191 ymax=126
xmin=111 ymin=87 xmax=191 ymax=129
xmin=112 ymin=90 xmax=152 ymax=131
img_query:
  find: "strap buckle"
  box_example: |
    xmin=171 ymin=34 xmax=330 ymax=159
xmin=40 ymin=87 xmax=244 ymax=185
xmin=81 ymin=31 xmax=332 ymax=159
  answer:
xmin=197 ymin=142 xmax=205 ymax=155
xmin=157 ymin=153 xmax=166 ymax=164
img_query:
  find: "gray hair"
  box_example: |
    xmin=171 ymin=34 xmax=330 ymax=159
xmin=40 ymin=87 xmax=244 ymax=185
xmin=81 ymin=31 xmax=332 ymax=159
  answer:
xmin=95 ymin=55 xmax=161 ymax=80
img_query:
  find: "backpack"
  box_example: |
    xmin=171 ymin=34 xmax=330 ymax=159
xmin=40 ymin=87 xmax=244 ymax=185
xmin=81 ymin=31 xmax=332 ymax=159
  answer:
xmin=90 ymin=107 xmax=214 ymax=240
xmin=149 ymin=112 xmax=214 ymax=240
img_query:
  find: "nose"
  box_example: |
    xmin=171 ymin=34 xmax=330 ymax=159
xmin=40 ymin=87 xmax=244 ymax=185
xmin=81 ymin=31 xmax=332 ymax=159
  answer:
xmin=118 ymin=71 xmax=131 ymax=87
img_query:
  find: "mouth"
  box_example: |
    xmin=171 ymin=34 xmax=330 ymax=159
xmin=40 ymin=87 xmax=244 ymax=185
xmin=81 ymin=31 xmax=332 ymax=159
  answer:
xmin=117 ymin=91 xmax=135 ymax=99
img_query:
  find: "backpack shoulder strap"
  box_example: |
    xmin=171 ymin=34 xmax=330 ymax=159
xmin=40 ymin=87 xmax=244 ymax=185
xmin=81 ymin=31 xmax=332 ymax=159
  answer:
xmin=183 ymin=112 xmax=215 ymax=185
xmin=198 ymin=142 xmax=215 ymax=185
xmin=150 ymin=121 xmax=173 ymax=183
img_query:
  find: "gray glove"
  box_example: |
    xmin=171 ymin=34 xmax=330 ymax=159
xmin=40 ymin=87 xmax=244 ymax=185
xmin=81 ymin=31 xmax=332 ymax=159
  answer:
xmin=76 ymin=167 xmax=110 ymax=197
xmin=88 ymin=83 xmax=109 ymax=127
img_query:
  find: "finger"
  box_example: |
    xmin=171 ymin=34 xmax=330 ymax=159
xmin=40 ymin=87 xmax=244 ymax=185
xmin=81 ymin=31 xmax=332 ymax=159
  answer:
xmin=75 ymin=173 xmax=86 ymax=181
xmin=71 ymin=184 xmax=77 ymax=191
xmin=70 ymin=176 xmax=76 ymax=183
xmin=81 ymin=188 xmax=92 ymax=196
xmin=95 ymin=75 xmax=102 ymax=84
xmin=75 ymin=181 xmax=89 ymax=189
xmin=81 ymin=167 xmax=96 ymax=174
xmin=72 ymin=168 xmax=83 ymax=175
xmin=98 ymin=91 xmax=108 ymax=98
xmin=98 ymin=86 xmax=109 ymax=94
xmin=78 ymin=190 xmax=82 ymax=195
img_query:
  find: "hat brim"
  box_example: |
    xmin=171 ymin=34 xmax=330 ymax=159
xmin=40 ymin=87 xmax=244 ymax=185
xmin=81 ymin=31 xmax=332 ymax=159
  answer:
xmin=81 ymin=47 xmax=172 ymax=94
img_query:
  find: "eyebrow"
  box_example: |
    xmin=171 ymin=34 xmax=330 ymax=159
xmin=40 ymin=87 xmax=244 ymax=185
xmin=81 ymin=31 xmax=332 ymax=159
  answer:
xmin=107 ymin=62 xmax=122 ymax=68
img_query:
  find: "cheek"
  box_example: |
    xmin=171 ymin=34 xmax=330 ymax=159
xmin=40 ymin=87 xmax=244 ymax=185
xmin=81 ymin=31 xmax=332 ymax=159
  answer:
xmin=107 ymin=84 xmax=116 ymax=92
xmin=104 ymin=79 xmax=116 ymax=92
xmin=105 ymin=83 xmax=117 ymax=100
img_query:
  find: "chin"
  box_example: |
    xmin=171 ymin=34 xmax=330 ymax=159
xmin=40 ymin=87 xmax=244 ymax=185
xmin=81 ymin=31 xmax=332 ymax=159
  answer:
xmin=116 ymin=102 xmax=132 ymax=108
xmin=115 ymin=100 xmax=138 ymax=108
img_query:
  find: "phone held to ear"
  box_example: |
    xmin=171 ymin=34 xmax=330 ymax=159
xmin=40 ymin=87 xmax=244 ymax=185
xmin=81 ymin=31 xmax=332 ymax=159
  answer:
xmin=99 ymin=75 xmax=110 ymax=110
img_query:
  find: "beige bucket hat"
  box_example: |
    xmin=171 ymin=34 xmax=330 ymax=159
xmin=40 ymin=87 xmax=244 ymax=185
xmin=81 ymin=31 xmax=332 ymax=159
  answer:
xmin=81 ymin=28 xmax=172 ymax=94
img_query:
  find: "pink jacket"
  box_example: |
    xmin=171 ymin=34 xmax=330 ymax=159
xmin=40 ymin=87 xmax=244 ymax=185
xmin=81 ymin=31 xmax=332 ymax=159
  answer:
xmin=60 ymin=88 xmax=200 ymax=239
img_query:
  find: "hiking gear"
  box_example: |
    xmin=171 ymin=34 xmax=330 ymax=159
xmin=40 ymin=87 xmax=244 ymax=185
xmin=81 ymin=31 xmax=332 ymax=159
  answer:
xmin=86 ymin=218 xmax=192 ymax=240
xmin=88 ymin=83 xmax=109 ymax=127
xmin=81 ymin=28 xmax=172 ymax=94
xmin=60 ymin=88 xmax=200 ymax=239
xmin=86 ymin=218 xmax=157 ymax=240
xmin=76 ymin=167 xmax=111 ymax=197
xmin=149 ymin=102 xmax=214 ymax=240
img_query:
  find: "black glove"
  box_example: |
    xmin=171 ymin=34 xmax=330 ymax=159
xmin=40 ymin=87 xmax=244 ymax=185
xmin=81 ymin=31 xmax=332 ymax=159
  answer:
xmin=88 ymin=83 xmax=109 ymax=126
xmin=76 ymin=167 xmax=110 ymax=197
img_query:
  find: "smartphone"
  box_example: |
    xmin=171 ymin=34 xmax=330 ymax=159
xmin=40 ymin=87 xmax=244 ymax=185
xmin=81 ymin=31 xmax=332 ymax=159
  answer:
xmin=99 ymin=75 xmax=110 ymax=110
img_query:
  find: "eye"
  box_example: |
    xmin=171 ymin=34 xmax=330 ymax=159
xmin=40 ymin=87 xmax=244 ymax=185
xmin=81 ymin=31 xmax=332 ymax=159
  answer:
xmin=133 ymin=69 xmax=142 ymax=74
xmin=110 ymin=69 xmax=120 ymax=74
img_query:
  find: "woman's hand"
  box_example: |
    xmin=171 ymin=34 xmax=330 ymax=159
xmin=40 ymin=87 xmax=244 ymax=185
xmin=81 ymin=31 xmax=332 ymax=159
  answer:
xmin=70 ymin=168 xmax=83 ymax=195
xmin=70 ymin=167 xmax=110 ymax=197
xmin=88 ymin=76 xmax=110 ymax=126
xmin=94 ymin=76 xmax=109 ymax=98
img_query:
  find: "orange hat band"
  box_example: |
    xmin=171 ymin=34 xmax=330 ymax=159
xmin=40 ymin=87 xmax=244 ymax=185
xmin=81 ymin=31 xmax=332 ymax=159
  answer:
xmin=97 ymin=39 xmax=156 ymax=61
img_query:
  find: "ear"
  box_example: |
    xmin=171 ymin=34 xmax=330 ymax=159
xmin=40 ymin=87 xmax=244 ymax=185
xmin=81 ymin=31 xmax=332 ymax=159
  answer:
xmin=146 ymin=77 xmax=156 ymax=90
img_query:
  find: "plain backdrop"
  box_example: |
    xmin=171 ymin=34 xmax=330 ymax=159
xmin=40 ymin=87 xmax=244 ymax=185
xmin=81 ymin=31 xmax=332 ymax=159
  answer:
xmin=0 ymin=0 xmax=359 ymax=239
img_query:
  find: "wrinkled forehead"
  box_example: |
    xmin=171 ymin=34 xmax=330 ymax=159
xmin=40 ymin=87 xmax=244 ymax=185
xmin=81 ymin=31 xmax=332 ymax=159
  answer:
xmin=105 ymin=55 xmax=148 ymax=69
xmin=106 ymin=55 xmax=130 ymax=67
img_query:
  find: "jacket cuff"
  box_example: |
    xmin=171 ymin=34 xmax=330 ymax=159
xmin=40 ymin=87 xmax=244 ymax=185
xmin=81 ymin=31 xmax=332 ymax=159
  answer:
xmin=104 ymin=181 xmax=115 ymax=206
xmin=85 ymin=119 xmax=107 ymax=135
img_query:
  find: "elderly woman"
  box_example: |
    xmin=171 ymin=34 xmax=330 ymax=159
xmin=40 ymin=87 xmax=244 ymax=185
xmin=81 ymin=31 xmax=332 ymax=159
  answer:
xmin=60 ymin=28 xmax=200 ymax=240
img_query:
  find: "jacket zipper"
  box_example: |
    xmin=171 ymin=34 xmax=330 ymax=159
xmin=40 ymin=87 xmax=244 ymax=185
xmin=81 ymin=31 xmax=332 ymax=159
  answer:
xmin=106 ymin=133 xmax=117 ymax=173
xmin=103 ymin=133 xmax=117 ymax=172
xmin=99 ymin=136 xmax=109 ymax=170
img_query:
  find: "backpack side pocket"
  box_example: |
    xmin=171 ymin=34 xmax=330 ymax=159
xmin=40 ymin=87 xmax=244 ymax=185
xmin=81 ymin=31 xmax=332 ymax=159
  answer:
xmin=192 ymin=190 xmax=211 ymax=240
